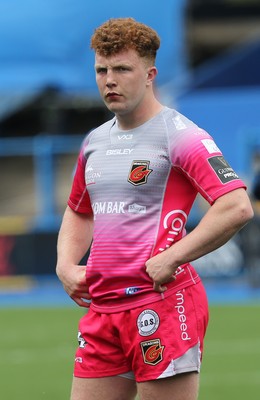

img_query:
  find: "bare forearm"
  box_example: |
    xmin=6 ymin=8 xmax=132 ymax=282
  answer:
xmin=56 ymin=206 xmax=93 ymax=307
xmin=167 ymin=188 xmax=253 ymax=267
xmin=146 ymin=188 xmax=254 ymax=292
xmin=56 ymin=206 xmax=93 ymax=273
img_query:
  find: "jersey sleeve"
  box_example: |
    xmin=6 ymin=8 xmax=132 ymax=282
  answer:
xmin=170 ymin=126 xmax=246 ymax=204
xmin=67 ymin=143 xmax=92 ymax=214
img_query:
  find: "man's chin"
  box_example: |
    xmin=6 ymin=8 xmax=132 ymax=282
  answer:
xmin=106 ymin=103 xmax=128 ymax=115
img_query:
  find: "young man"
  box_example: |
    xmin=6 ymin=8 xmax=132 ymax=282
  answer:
xmin=56 ymin=18 xmax=253 ymax=400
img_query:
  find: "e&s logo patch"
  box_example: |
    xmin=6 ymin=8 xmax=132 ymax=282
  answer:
xmin=140 ymin=339 xmax=164 ymax=365
xmin=128 ymin=160 xmax=152 ymax=186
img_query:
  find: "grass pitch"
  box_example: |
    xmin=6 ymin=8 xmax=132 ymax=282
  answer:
xmin=0 ymin=307 xmax=83 ymax=399
xmin=0 ymin=305 xmax=259 ymax=399
xmin=199 ymin=305 xmax=260 ymax=400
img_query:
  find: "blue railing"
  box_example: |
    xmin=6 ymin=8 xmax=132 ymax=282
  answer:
xmin=0 ymin=134 xmax=85 ymax=232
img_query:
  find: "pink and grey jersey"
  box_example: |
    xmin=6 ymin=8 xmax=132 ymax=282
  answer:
xmin=68 ymin=107 xmax=246 ymax=313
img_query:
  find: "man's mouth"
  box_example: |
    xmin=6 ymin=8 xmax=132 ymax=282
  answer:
xmin=105 ymin=92 xmax=121 ymax=99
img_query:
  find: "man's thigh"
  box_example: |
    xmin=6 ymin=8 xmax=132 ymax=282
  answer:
xmin=70 ymin=376 xmax=137 ymax=400
xmin=137 ymin=372 xmax=199 ymax=400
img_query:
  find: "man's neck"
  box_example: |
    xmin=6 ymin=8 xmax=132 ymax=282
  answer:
xmin=116 ymin=100 xmax=164 ymax=130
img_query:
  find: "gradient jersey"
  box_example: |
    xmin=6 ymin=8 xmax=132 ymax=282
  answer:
xmin=68 ymin=107 xmax=246 ymax=313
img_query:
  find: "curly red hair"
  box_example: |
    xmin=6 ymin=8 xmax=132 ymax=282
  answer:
xmin=91 ymin=18 xmax=160 ymax=64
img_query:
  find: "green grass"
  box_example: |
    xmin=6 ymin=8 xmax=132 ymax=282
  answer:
xmin=199 ymin=305 xmax=260 ymax=399
xmin=0 ymin=307 xmax=84 ymax=399
xmin=0 ymin=305 xmax=259 ymax=399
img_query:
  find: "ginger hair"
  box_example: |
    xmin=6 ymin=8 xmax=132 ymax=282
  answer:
xmin=91 ymin=18 xmax=160 ymax=65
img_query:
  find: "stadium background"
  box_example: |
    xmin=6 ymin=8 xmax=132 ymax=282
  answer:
xmin=0 ymin=0 xmax=260 ymax=399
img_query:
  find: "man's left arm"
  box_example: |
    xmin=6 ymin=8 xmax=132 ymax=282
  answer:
xmin=146 ymin=188 xmax=254 ymax=292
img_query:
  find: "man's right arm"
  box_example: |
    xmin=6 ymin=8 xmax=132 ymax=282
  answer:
xmin=56 ymin=206 xmax=93 ymax=307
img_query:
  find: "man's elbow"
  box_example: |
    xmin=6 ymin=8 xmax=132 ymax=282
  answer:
xmin=236 ymin=199 xmax=254 ymax=228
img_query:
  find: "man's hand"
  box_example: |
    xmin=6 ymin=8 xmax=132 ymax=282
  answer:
xmin=57 ymin=264 xmax=91 ymax=308
xmin=145 ymin=253 xmax=177 ymax=293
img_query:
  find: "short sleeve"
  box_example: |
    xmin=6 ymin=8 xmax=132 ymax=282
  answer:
xmin=170 ymin=126 xmax=246 ymax=204
xmin=68 ymin=146 xmax=93 ymax=214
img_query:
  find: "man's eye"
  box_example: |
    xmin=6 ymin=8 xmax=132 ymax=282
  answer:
xmin=96 ymin=68 xmax=106 ymax=74
xmin=117 ymin=67 xmax=129 ymax=72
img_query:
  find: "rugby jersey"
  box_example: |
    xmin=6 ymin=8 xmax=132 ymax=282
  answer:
xmin=68 ymin=107 xmax=246 ymax=312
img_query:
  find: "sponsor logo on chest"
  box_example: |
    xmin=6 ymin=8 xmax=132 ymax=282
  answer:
xmin=106 ymin=148 xmax=134 ymax=155
xmin=85 ymin=164 xmax=102 ymax=185
xmin=92 ymin=201 xmax=126 ymax=215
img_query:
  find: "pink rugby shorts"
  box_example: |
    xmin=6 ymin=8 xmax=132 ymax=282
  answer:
xmin=73 ymin=281 xmax=209 ymax=382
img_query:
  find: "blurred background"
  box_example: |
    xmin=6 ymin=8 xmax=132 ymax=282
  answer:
xmin=1 ymin=1 xmax=260 ymax=399
xmin=0 ymin=0 xmax=260 ymax=286
xmin=1 ymin=0 xmax=260 ymax=287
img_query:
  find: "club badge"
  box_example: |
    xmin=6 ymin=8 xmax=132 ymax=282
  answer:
xmin=140 ymin=339 xmax=164 ymax=365
xmin=128 ymin=160 xmax=152 ymax=186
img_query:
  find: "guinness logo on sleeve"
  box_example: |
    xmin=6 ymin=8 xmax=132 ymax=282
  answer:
xmin=208 ymin=156 xmax=239 ymax=184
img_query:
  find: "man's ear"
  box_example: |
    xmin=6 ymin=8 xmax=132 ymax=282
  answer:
xmin=146 ymin=66 xmax=158 ymax=85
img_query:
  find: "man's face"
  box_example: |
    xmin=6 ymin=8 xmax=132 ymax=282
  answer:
xmin=95 ymin=49 xmax=151 ymax=116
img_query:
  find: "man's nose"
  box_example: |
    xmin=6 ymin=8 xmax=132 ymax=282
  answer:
xmin=106 ymin=70 xmax=116 ymax=87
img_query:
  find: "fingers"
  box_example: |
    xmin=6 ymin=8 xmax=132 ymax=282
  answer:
xmin=58 ymin=265 xmax=91 ymax=308
xmin=63 ymin=283 xmax=91 ymax=308
xmin=153 ymin=282 xmax=167 ymax=293
xmin=152 ymin=275 xmax=176 ymax=293
xmin=70 ymin=292 xmax=91 ymax=308
xmin=71 ymin=294 xmax=92 ymax=308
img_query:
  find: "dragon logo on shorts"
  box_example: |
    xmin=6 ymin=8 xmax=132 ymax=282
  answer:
xmin=127 ymin=160 xmax=153 ymax=186
xmin=140 ymin=339 xmax=164 ymax=365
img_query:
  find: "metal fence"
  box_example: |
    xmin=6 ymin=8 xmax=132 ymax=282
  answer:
xmin=0 ymin=134 xmax=85 ymax=232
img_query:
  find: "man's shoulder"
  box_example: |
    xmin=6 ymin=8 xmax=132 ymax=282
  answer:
xmin=161 ymin=107 xmax=197 ymax=132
